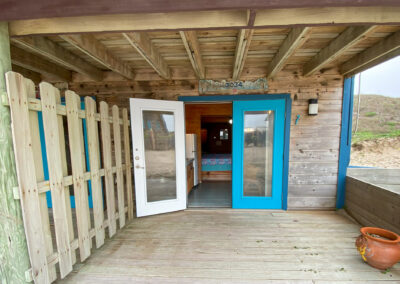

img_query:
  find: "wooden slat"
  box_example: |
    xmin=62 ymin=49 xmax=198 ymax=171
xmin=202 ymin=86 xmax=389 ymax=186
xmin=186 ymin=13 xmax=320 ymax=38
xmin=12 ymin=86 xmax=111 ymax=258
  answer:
xmin=60 ymin=34 xmax=134 ymax=79
xmin=340 ymin=30 xmax=400 ymax=76
xmin=65 ymin=91 xmax=91 ymax=261
xmin=54 ymin=87 xmax=77 ymax=266
xmin=11 ymin=45 xmax=71 ymax=82
xmin=85 ymin=96 xmax=106 ymax=248
xmin=232 ymin=29 xmax=254 ymax=80
xmin=12 ymin=36 xmax=103 ymax=81
xmin=6 ymin=71 xmax=50 ymax=284
xmin=100 ymin=101 xmax=117 ymax=237
xmin=112 ymin=106 xmax=126 ymax=228
xmin=122 ymin=108 xmax=134 ymax=220
xmin=180 ymin=31 xmax=205 ymax=79
xmin=9 ymin=10 xmax=248 ymax=36
xmin=303 ymin=26 xmax=376 ymax=76
xmin=26 ymin=78 xmax=57 ymax=282
xmin=266 ymin=27 xmax=310 ymax=78
xmin=123 ymin=32 xmax=170 ymax=79
xmin=39 ymin=81 xmax=73 ymax=278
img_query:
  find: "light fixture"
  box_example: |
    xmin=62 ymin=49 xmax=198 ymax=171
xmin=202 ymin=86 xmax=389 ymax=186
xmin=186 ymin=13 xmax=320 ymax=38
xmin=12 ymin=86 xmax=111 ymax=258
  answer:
xmin=308 ymin=98 xmax=318 ymax=115
xmin=229 ymin=119 xmax=232 ymax=124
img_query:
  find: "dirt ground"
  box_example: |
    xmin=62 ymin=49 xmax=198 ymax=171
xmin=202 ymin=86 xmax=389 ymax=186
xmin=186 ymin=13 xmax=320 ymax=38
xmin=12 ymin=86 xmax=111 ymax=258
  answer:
xmin=350 ymin=137 xmax=400 ymax=168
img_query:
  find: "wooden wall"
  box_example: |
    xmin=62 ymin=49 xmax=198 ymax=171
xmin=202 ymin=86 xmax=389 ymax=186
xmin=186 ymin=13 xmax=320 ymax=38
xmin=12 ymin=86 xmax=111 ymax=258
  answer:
xmin=71 ymin=64 xmax=344 ymax=209
xmin=185 ymin=103 xmax=232 ymax=180
xmin=345 ymin=174 xmax=400 ymax=235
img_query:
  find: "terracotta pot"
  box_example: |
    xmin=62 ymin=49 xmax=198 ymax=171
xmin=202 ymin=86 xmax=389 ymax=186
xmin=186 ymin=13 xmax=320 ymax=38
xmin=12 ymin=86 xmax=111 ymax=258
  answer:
xmin=355 ymin=227 xmax=400 ymax=270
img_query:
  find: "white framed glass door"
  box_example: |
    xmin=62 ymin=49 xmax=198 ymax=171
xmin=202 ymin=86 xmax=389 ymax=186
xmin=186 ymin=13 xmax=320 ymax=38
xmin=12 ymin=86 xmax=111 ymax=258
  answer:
xmin=130 ymin=98 xmax=186 ymax=217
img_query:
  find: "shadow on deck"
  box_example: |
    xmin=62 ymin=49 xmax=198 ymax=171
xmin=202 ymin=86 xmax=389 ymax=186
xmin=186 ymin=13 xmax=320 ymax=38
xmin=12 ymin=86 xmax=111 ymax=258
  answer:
xmin=57 ymin=210 xmax=400 ymax=283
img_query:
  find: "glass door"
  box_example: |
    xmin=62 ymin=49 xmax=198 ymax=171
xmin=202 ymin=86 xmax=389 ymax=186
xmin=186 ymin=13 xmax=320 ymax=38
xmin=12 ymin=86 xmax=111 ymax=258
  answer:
xmin=130 ymin=98 xmax=186 ymax=217
xmin=232 ymin=99 xmax=285 ymax=209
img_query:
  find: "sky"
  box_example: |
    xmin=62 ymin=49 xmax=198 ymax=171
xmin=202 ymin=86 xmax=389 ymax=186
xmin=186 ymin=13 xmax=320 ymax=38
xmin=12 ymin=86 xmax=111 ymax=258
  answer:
xmin=353 ymin=56 xmax=400 ymax=98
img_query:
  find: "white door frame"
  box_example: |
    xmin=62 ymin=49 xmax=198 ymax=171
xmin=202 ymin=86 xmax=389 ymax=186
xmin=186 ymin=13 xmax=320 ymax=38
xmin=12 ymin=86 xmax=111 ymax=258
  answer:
xmin=130 ymin=98 xmax=186 ymax=217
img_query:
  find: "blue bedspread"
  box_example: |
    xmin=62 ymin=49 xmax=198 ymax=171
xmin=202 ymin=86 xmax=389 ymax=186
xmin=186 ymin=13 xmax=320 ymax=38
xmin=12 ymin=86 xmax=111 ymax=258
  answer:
xmin=201 ymin=154 xmax=232 ymax=171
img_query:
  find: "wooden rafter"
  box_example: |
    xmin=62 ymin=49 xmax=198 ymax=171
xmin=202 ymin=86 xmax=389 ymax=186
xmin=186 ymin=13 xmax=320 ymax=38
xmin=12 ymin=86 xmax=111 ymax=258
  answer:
xmin=232 ymin=29 xmax=254 ymax=80
xmin=123 ymin=32 xmax=170 ymax=79
xmin=340 ymin=30 xmax=400 ymax=77
xmin=180 ymin=31 xmax=205 ymax=79
xmin=266 ymin=27 xmax=310 ymax=79
xmin=11 ymin=45 xmax=71 ymax=82
xmin=303 ymin=26 xmax=376 ymax=76
xmin=12 ymin=36 xmax=103 ymax=81
xmin=60 ymin=34 xmax=134 ymax=79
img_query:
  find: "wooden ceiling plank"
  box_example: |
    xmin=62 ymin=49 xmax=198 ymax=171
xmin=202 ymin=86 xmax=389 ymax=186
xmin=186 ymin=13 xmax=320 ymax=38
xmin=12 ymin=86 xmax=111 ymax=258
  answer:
xmin=9 ymin=10 xmax=248 ymax=36
xmin=11 ymin=45 xmax=71 ymax=82
xmin=12 ymin=36 xmax=103 ymax=81
xmin=180 ymin=31 xmax=205 ymax=79
xmin=232 ymin=29 xmax=254 ymax=80
xmin=123 ymin=32 xmax=170 ymax=79
xmin=60 ymin=34 xmax=134 ymax=79
xmin=11 ymin=64 xmax=42 ymax=84
xmin=266 ymin=27 xmax=310 ymax=78
xmin=340 ymin=30 xmax=400 ymax=76
xmin=303 ymin=26 xmax=376 ymax=76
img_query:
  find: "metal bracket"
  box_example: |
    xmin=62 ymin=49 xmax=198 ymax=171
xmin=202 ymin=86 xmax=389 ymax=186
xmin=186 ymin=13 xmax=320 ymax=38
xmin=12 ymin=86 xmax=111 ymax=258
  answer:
xmin=25 ymin=268 xmax=33 ymax=282
xmin=1 ymin=91 xmax=9 ymax=106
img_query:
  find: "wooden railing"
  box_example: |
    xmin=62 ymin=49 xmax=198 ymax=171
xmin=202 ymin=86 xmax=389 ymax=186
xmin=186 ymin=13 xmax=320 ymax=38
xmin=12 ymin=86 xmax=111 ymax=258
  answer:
xmin=5 ymin=72 xmax=133 ymax=283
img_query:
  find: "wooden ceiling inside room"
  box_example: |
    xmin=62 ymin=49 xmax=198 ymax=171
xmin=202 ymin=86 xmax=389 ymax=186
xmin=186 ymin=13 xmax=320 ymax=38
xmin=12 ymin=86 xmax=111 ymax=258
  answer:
xmin=9 ymin=22 xmax=400 ymax=91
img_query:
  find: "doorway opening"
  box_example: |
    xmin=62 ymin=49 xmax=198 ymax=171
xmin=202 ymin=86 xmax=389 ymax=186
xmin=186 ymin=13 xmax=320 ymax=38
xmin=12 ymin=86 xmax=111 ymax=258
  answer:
xmin=185 ymin=103 xmax=233 ymax=208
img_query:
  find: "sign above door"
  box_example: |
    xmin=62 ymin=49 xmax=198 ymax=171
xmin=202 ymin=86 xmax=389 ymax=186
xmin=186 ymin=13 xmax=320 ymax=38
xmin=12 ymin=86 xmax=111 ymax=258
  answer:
xmin=199 ymin=78 xmax=268 ymax=95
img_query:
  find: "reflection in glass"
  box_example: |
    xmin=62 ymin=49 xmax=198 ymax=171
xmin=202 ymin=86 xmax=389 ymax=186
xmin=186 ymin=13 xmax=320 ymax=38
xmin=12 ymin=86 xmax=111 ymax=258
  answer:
xmin=142 ymin=111 xmax=176 ymax=202
xmin=243 ymin=110 xmax=274 ymax=197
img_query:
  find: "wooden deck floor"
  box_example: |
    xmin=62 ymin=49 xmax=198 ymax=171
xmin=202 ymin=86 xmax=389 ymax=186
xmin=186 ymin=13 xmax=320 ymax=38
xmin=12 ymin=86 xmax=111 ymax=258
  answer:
xmin=57 ymin=210 xmax=400 ymax=283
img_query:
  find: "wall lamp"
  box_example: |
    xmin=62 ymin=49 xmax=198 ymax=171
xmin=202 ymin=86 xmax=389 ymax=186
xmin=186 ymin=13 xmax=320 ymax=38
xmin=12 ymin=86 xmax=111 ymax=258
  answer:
xmin=308 ymin=98 xmax=318 ymax=115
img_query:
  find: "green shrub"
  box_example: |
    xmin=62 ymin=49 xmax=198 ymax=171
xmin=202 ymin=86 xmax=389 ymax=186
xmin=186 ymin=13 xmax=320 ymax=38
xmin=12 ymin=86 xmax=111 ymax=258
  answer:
xmin=364 ymin=112 xmax=377 ymax=117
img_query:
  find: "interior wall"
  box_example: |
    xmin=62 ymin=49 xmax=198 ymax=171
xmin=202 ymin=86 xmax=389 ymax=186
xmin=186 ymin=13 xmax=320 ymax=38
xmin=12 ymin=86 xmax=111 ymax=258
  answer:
xmin=72 ymin=65 xmax=344 ymax=209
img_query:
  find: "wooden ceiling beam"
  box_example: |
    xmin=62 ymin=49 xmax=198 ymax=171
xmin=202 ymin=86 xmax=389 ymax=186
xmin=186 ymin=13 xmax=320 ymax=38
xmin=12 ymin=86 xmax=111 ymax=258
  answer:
xmin=12 ymin=36 xmax=103 ymax=81
xmin=266 ymin=27 xmax=310 ymax=79
xmin=303 ymin=26 xmax=376 ymax=76
xmin=11 ymin=45 xmax=72 ymax=82
xmin=60 ymin=34 xmax=134 ymax=79
xmin=11 ymin=64 xmax=42 ymax=84
xmin=180 ymin=31 xmax=205 ymax=79
xmin=340 ymin=30 xmax=400 ymax=77
xmin=232 ymin=29 xmax=254 ymax=80
xmin=123 ymin=32 xmax=170 ymax=79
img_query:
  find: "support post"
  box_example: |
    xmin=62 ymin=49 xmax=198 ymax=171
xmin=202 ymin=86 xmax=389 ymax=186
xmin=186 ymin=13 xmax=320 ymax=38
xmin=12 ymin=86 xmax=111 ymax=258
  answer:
xmin=336 ymin=77 xmax=355 ymax=209
xmin=0 ymin=22 xmax=31 ymax=283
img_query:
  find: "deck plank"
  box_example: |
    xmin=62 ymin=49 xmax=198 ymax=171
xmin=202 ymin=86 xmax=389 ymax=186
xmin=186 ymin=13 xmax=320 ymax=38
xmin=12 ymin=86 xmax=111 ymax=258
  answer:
xmin=57 ymin=210 xmax=400 ymax=283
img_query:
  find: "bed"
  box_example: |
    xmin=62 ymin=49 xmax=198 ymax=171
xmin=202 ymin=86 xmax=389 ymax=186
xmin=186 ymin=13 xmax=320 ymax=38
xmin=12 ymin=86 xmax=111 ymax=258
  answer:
xmin=201 ymin=153 xmax=232 ymax=172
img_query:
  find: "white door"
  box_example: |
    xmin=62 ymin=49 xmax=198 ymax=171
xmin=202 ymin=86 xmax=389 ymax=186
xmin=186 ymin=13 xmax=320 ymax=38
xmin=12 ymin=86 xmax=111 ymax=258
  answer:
xmin=130 ymin=98 xmax=186 ymax=217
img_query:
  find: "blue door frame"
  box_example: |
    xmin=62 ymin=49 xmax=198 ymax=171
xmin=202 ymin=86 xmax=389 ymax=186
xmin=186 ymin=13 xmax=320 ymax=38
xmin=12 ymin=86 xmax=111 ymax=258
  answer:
xmin=179 ymin=94 xmax=292 ymax=210
xmin=39 ymin=97 xmax=94 ymax=208
xmin=232 ymin=99 xmax=285 ymax=209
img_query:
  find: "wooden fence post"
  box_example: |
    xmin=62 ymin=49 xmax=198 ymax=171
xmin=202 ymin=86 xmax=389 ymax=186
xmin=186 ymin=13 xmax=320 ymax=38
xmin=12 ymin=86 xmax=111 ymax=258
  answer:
xmin=85 ymin=96 xmax=105 ymax=248
xmin=123 ymin=108 xmax=134 ymax=219
xmin=0 ymin=23 xmax=31 ymax=283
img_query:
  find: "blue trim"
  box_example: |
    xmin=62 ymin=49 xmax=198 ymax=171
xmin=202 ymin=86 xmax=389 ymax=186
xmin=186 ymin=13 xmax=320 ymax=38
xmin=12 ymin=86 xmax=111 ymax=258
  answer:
xmin=180 ymin=94 xmax=291 ymax=210
xmin=179 ymin=94 xmax=290 ymax=102
xmin=232 ymin=99 xmax=286 ymax=209
xmin=336 ymin=77 xmax=355 ymax=209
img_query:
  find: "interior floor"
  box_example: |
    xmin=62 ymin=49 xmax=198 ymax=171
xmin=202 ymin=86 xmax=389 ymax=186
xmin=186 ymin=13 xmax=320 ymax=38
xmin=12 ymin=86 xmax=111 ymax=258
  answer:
xmin=188 ymin=181 xmax=232 ymax=208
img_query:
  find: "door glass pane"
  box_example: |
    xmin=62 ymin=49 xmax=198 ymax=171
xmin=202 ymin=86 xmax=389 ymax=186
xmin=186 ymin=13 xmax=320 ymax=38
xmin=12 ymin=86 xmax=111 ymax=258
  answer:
xmin=243 ymin=110 xmax=274 ymax=197
xmin=142 ymin=111 xmax=176 ymax=202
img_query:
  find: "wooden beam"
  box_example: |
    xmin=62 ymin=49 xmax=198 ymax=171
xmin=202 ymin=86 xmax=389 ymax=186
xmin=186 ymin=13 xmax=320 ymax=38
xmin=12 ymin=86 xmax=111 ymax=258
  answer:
xmin=60 ymin=34 xmax=133 ymax=79
xmin=12 ymin=36 xmax=103 ymax=81
xmin=266 ymin=27 xmax=310 ymax=79
xmin=9 ymin=10 xmax=248 ymax=36
xmin=303 ymin=26 xmax=376 ymax=76
xmin=255 ymin=6 xmax=400 ymax=27
xmin=180 ymin=31 xmax=205 ymax=79
xmin=340 ymin=30 xmax=400 ymax=76
xmin=232 ymin=29 xmax=254 ymax=80
xmin=11 ymin=45 xmax=71 ymax=82
xmin=123 ymin=32 xmax=170 ymax=79
xmin=11 ymin=64 xmax=42 ymax=84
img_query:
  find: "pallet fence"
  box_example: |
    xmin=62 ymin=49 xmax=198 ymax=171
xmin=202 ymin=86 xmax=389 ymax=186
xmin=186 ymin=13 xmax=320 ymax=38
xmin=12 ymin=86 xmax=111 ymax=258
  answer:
xmin=5 ymin=71 xmax=134 ymax=283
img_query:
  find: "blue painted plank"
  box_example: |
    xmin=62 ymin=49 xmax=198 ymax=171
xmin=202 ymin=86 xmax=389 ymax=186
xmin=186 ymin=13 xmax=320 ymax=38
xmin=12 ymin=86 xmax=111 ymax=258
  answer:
xmin=336 ymin=77 xmax=355 ymax=208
